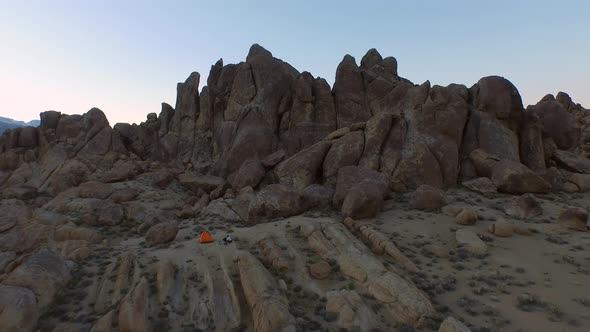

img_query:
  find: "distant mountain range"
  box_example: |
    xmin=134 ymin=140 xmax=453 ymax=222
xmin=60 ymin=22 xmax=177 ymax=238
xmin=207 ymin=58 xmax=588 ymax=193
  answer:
xmin=0 ymin=116 xmax=41 ymax=134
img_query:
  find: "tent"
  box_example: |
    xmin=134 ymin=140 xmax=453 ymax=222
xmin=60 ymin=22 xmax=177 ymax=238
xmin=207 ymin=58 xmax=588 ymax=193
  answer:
xmin=199 ymin=231 xmax=214 ymax=244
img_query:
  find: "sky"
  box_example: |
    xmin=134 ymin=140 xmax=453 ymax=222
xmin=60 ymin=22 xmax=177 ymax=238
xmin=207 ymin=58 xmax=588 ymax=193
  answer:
xmin=1 ymin=0 xmax=589 ymax=125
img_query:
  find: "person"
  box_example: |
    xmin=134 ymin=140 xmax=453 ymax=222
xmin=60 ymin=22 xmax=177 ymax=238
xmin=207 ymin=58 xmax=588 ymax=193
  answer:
xmin=223 ymin=234 xmax=233 ymax=245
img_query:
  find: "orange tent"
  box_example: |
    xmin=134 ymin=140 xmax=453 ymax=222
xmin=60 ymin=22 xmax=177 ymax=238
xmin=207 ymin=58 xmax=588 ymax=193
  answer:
xmin=199 ymin=231 xmax=214 ymax=244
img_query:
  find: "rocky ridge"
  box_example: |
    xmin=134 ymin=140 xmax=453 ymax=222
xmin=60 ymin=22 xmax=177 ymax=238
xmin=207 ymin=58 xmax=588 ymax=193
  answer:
xmin=0 ymin=44 xmax=589 ymax=331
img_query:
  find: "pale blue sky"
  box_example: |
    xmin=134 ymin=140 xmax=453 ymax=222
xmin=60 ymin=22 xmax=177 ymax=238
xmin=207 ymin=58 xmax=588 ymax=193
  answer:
xmin=1 ymin=0 xmax=588 ymax=124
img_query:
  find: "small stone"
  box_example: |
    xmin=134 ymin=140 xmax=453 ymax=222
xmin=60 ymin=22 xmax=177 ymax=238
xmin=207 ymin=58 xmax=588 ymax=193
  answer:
xmin=455 ymin=209 xmax=478 ymax=225
xmin=455 ymin=229 xmax=487 ymax=255
xmin=309 ymin=261 xmax=332 ymax=280
xmin=423 ymin=244 xmax=449 ymax=258
xmin=488 ymin=219 xmax=514 ymax=237
xmin=278 ymin=279 xmax=288 ymax=291
xmin=442 ymin=204 xmax=464 ymax=217
xmin=506 ymin=194 xmax=543 ymax=219
xmin=438 ymin=316 xmax=472 ymax=332
xmin=558 ymin=207 xmax=589 ymax=231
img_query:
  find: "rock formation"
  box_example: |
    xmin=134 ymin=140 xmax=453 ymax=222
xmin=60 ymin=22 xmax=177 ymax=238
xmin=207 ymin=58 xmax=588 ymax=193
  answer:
xmin=1 ymin=44 xmax=589 ymax=331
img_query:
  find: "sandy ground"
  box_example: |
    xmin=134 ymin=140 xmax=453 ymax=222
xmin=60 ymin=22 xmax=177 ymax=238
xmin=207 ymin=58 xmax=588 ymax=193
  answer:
xmin=374 ymin=188 xmax=590 ymax=332
xmin=37 ymin=187 xmax=590 ymax=332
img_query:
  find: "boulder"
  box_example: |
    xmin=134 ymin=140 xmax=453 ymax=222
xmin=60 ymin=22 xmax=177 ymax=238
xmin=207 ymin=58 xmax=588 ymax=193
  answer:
xmin=412 ymin=184 xmax=447 ymax=210
xmin=366 ymin=272 xmax=435 ymax=327
xmin=99 ymin=161 xmax=137 ymax=183
xmin=1 ymin=185 xmax=38 ymax=200
xmin=228 ymin=158 xmax=265 ymax=190
xmin=0 ymin=284 xmax=39 ymax=332
xmin=302 ymin=184 xmax=334 ymax=209
xmin=98 ymin=202 xmax=125 ymax=225
xmin=258 ymin=237 xmax=291 ymax=272
xmin=461 ymin=177 xmax=497 ymax=194
xmin=0 ymin=150 xmax=20 ymax=171
xmin=79 ymin=181 xmax=113 ymax=199
xmin=0 ymin=252 xmax=16 ymax=273
xmin=46 ymin=159 xmax=89 ymax=194
xmin=274 ymin=141 xmax=332 ymax=190
xmin=323 ymin=131 xmax=365 ymax=179
xmin=531 ymin=96 xmax=580 ymax=150
xmin=442 ymin=204 xmax=464 ymax=217
xmin=110 ymin=187 xmax=140 ymax=203
xmin=326 ymin=290 xmax=375 ymax=330
xmin=455 ymin=209 xmax=478 ymax=225
xmin=230 ymin=191 xmax=255 ymax=222
xmin=144 ymin=222 xmax=178 ymax=245
xmin=202 ymin=199 xmax=242 ymax=222
xmin=337 ymin=255 xmax=368 ymax=282
xmin=326 ymin=127 xmax=350 ymax=140
xmin=192 ymin=195 xmax=210 ymax=215
xmin=469 ymin=149 xmax=500 ymax=177
xmin=149 ymin=171 xmax=176 ymax=189
xmin=473 ymin=76 xmax=523 ymax=120
xmin=55 ymin=241 xmax=92 ymax=262
xmin=540 ymin=167 xmax=566 ymax=192
xmin=261 ymin=150 xmax=286 ymax=167
xmin=40 ymin=110 xmax=61 ymax=130
xmin=505 ymin=194 xmax=542 ymax=219
xmin=209 ymin=184 xmax=226 ymax=200
xmin=154 ymin=260 xmax=176 ymax=304
xmin=248 ymin=184 xmax=304 ymax=222
xmin=17 ymin=127 xmax=38 ymax=148
xmin=3 ymin=250 xmax=72 ymax=309
xmin=45 ymin=198 xmax=105 ymax=224
xmin=344 ymin=219 xmax=418 ymax=273
xmin=519 ymin=111 xmax=546 ymax=172
xmin=0 ymin=150 xmax=21 ymax=171
xmin=563 ymin=182 xmax=579 ymax=193
xmin=567 ymin=173 xmax=590 ymax=192
xmin=423 ymin=244 xmax=450 ymax=258
xmin=543 ymin=137 xmax=558 ymax=162
xmin=385 ymin=132 xmax=454 ymax=192
xmin=238 ymin=251 xmax=295 ymax=332
xmin=56 ymin=114 xmax=82 ymax=140
xmin=309 ymin=260 xmax=332 ymax=280
xmin=463 ymin=110 xmax=520 ymax=165
xmin=177 ymin=205 xmax=194 ymax=219
xmin=54 ymin=225 xmax=104 ymax=243
xmin=0 ymin=215 xmax=17 ymax=233
xmin=455 ymin=229 xmax=487 ymax=255
xmin=553 ymin=150 xmax=590 ymax=174
xmin=333 ymin=55 xmax=371 ymax=128
xmin=118 ymin=278 xmax=150 ymax=332
xmin=491 ymin=160 xmax=551 ymax=194
xmin=333 ymin=166 xmax=388 ymax=209
xmin=359 ymin=113 xmax=394 ymax=170
xmin=178 ymin=172 xmax=225 ymax=193
xmin=488 ymin=219 xmax=514 ymax=237
xmin=215 ymin=106 xmax=275 ymax=177
xmin=341 ymin=182 xmax=384 ymax=219
xmin=558 ymin=207 xmax=589 ymax=231
xmin=170 ymin=72 xmax=200 ymax=162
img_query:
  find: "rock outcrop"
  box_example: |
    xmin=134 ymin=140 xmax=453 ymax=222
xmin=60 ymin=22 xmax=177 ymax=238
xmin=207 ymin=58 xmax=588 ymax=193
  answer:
xmin=301 ymin=222 xmax=434 ymax=327
xmin=1 ymin=44 xmax=589 ymax=203
xmin=1 ymin=43 xmax=590 ymax=332
xmin=238 ymin=251 xmax=296 ymax=332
